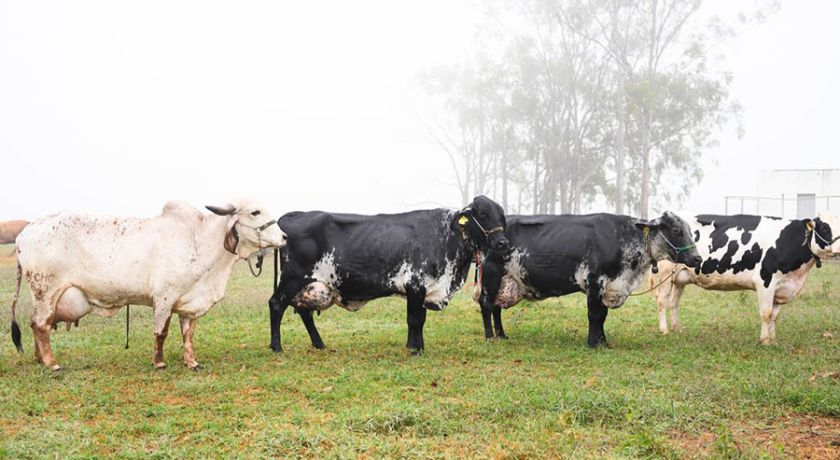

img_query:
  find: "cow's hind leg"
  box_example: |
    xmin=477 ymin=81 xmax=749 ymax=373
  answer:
xmin=586 ymin=274 xmax=609 ymax=348
xmin=152 ymin=307 xmax=173 ymax=369
xmin=31 ymin=319 xmax=61 ymax=371
xmin=406 ymin=288 xmax=427 ymax=355
xmin=179 ymin=315 xmax=199 ymax=370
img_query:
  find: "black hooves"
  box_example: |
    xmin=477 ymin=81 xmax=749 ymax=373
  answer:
xmin=408 ymin=348 xmax=424 ymax=356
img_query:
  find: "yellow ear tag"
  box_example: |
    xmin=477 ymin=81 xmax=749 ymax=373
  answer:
xmin=806 ymin=221 xmax=814 ymax=231
xmin=643 ymin=226 xmax=650 ymax=237
xmin=458 ymin=216 xmax=469 ymax=226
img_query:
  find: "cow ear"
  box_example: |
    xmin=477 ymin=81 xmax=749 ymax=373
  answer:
xmin=633 ymin=217 xmax=662 ymax=230
xmin=206 ymin=204 xmax=237 ymax=216
xmin=224 ymin=221 xmax=239 ymax=255
xmin=451 ymin=207 xmax=472 ymax=231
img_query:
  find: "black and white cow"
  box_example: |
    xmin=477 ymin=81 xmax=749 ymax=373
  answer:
xmin=268 ymin=195 xmax=508 ymax=354
xmin=474 ymin=211 xmax=702 ymax=348
xmin=654 ymin=212 xmax=840 ymax=344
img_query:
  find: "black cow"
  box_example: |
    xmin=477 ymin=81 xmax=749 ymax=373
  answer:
xmin=268 ymin=195 xmax=508 ymax=354
xmin=474 ymin=211 xmax=702 ymax=348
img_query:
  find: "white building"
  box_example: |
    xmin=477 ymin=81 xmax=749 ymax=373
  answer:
xmin=725 ymin=169 xmax=840 ymax=218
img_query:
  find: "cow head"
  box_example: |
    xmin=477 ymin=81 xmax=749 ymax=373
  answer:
xmin=452 ymin=195 xmax=509 ymax=253
xmin=206 ymin=199 xmax=288 ymax=258
xmin=810 ymin=212 xmax=840 ymax=257
xmin=634 ymin=211 xmax=702 ymax=269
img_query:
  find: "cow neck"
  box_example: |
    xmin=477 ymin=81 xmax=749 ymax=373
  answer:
xmin=193 ymin=215 xmax=241 ymax=291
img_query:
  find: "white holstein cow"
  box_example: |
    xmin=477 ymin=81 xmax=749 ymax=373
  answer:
xmin=654 ymin=212 xmax=840 ymax=344
xmin=10 ymin=199 xmax=286 ymax=371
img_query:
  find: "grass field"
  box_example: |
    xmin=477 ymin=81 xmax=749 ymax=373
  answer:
xmin=1 ymin=244 xmax=840 ymax=458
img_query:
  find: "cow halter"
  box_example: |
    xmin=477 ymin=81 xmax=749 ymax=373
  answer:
xmin=644 ymin=226 xmax=695 ymax=273
xmin=237 ymin=218 xmax=278 ymax=277
xmin=803 ymin=221 xmax=838 ymax=269
xmin=461 ymin=214 xmax=503 ymax=245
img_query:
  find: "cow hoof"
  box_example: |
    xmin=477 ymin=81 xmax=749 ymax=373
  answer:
xmin=187 ymin=363 xmax=201 ymax=371
xmin=153 ymin=362 xmax=167 ymax=371
xmin=50 ymin=364 xmax=63 ymax=372
xmin=270 ymin=345 xmax=283 ymax=353
xmin=658 ymin=328 xmax=669 ymax=335
xmin=496 ymin=334 xmax=509 ymax=340
xmin=409 ymin=348 xmax=424 ymax=356
xmin=312 ymin=342 xmax=326 ymax=350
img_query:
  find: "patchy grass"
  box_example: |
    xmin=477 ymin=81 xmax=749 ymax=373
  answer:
xmin=1 ymin=244 xmax=840 ymax=458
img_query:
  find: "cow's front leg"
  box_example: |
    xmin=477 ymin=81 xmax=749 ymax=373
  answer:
xmin=297 ymin=308 xmax=325 ymax=350
xmin=586 ymin=274 xmax=609 ymax=348
xmin=669 ymin=284 xmax=686 ymax=333
xmin=268 ymin=295 xmax=288 ymax=352
xmin=179 ymin=315 xmax=199 ymax=370
xmin=656 ymin=277 xmax=672 ymax=334
xmin=152 ymin=308 xmax=172 ymax=369
xmin=479 ymin=261 xmax=505 ymax=339
xmin=406 ymin=289 xmax=427 ymax=355
xmin=768 ymin=303 xmax=782 ymax=344
xmin=757 ymin=287 xmax=776 ymax=345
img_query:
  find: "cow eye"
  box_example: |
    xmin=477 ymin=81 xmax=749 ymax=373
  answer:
xmin=251 ymin=210 xmax=261 ymax=217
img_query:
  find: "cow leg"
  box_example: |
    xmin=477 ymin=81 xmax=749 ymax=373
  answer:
xmin=406 ymin=289 xmax=427 ymax=355
xmin=268 ymin=295 xmax=288 ymax=352
xmin=269 ymin=278 xmax=316 ymax=352
xmin=757 ymin=288 xmax=776 ymax=345
xmin=179 ymin=315 xmax=199 ymax=370
xmin=768 ymin=303 xmax=782 ymax=344
xmin=152 ymin=309 xmax=172 ymax=369
xmin=297 ymin=308 xmax=325 ymax=350
xmin=31 ymin=319 xmax=61 ymax=371
xmin=669 ymin=284 xmax=686 ymax=333
xmin=492 ymin=307 xmax=507 ymax=339
xmin=479 ymin=261 xmax=504 ymax=339
xmin=586 ymin=274 xmax=609 ymax=348
xmin=656 ymin=277 xmax=673 ymax=334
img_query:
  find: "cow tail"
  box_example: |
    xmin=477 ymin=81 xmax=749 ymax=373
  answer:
xmin=10 ymin=260 xmax=23 ymax=352
xmin=273 ymin=248 xmax=279 ymax=291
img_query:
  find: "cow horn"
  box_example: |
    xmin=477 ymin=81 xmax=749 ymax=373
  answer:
xmin=206 ymin=204 xmax=237 ymax=216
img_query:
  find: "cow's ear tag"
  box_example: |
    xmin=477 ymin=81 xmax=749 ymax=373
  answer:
xmin=642 ymin=226 xmax=650 ymax=237
xmin=458 ymin=215 xmax=469 ymax=226
xmin=806 ymin=221 xmax=814 ymax=231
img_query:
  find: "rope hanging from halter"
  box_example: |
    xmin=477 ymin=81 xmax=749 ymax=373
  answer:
xmin=629 ymin=266 xmax=687 ymax=297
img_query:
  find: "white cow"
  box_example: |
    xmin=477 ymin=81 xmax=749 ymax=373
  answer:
xmin=10 ymin=199 xmax=286 ymax=370
xmin=654 ymin=212 xmax=840 ymax=344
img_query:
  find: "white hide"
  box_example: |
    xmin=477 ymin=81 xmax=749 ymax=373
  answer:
xmin=16 ymin=199 xmax=285 ymax=329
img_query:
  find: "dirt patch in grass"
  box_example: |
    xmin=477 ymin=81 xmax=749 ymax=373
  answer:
xmin=672 ymin=415 xmax=840 ymax=459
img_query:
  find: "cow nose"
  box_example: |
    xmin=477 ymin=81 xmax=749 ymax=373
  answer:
xmin=495 ymin=238 xmax=510 ymax=251
xmin=691 ymin=256 xmax=702 ymax=267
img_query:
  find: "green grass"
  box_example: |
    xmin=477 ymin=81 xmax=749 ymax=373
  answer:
xmin=1 ymin=244 xmax=840 ymax=458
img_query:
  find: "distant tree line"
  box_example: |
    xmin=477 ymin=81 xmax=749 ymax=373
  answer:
xmin=419 ymin=0 xmax=777 ymax=217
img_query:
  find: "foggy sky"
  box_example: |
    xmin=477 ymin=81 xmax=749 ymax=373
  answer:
xmin=1 ymin=1 xmax=837 ymax=220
